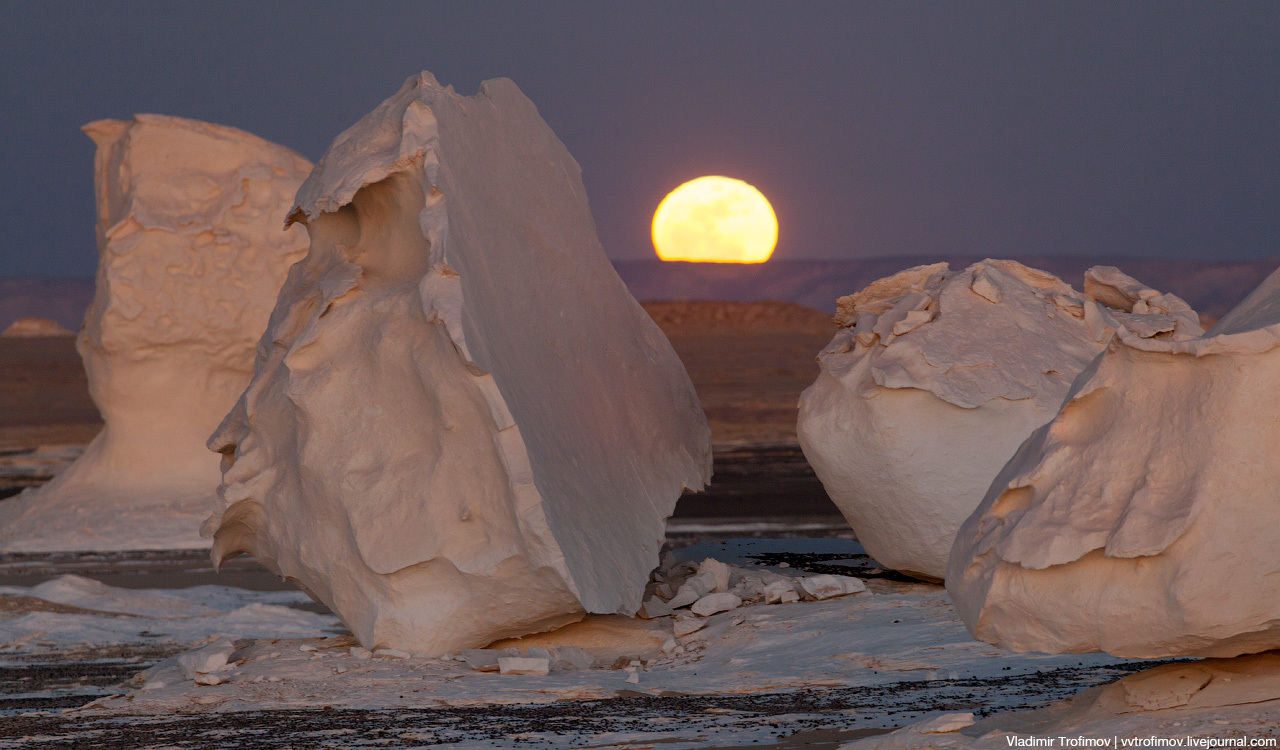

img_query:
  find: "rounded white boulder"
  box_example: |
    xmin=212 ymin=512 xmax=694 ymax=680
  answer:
xmin=798 ymin=260 xmax=1201 ymax=580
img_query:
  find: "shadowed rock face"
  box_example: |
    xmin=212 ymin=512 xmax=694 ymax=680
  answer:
xmin=206 ymin=72 xmax=711 ymax=655
xmin=0 ymin=115 xmax=311 ymax=552
xmin=799 ymin=260 xmax=1201 ymax=581
xmin=948 ymin=263 xmax=1280 ymax=659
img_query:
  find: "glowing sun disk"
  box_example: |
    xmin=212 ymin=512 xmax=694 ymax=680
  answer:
xmin=652 ymin=176 xmax=777 ymax=263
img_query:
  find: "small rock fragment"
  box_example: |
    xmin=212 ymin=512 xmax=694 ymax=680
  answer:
xmin=674 ymin=618 xmax=707 ymax=637
xmin=798 ymin=575 xmax=867 ymax=600
xmin=691 ymin=592 xmax=742 ymax=617
xmin=177 ymin=638 xmax=236 ymax=681
xmin=349 ymin=647 xmax=372 ymax=660
xmin=459 ymin=649 xmax=504 ymax=672
xmin=699 ymin=558 xmax=732 ymax=592
xmin=639 ymin=597 xmax=674 ymax=619
xmin=667 ymin=571 xmax=716 ymax=609
xmin=498 ymin=657 xmax=551 ymax=676
xmin=763 ymin=580 xmax=800 ymax=604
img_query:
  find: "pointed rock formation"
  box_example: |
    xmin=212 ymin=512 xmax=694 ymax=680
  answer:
xmin=0 ymin=115 xmax=311 ymax=551
xmin=205 ymin=73 xmax=711 ymax=655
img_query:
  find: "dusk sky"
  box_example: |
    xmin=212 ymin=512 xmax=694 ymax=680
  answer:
xmin=2 ymin=2 xmax=1278 ymax=278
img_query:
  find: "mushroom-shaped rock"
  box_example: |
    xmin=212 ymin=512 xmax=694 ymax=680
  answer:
xmin=0 ymin=115 xmax=311 ymax=552
xmin=205 ymin=72 xmax=711 ymax=655
xmin=947 ymin=264 xmax=1280 ymax=659
xmin=797 ymin=260 xmax=1201 ymax=581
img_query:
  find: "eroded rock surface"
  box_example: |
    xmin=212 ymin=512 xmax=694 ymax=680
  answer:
xmin=0 ymin=115 xmax=310 ymax=551
xmin=798 ymin=260 xmax=1200 ymax=580
xmin=205 ymin=73 xmax=711 ymax=655
xmin=948 ymin=265 xmax=1280 ymax=659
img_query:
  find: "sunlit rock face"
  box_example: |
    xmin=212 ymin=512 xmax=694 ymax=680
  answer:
xmin=206 ymin=72 xmax=711 ymax=655
xmin=797 ymin=260 xmax=1201 ymax=581
xmin=0 ymin=115 xmax=310 ymax=552
xmin=948 ymin=265 xmax=1280 ymax=659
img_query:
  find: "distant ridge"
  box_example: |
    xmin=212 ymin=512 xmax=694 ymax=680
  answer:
xmin=3 ymin=256 xmax=1276 ymax=330
xmin=0 ymin=278 xmax=94 ymax=332
xmin=615 ymin=256 xmax=1280 ymax=320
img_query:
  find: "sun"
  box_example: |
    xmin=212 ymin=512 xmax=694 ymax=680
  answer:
xmin=652 ymin=176 xmax=778 ymax=263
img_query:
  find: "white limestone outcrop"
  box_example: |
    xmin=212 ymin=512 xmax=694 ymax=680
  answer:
xmin=947 ymin=264 xmax=1280 ymax=659
xmin=205 ymin=72 xmax=711 ymax=655
xmin=797 ymin=260 xmax=1201 ymax=580
xmin=0 ymin=115 xmax=310 ymax=551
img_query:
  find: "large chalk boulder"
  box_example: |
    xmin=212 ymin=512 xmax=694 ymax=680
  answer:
xmin=0 ymin=115 xmax=311 ymax=551
xmin=205 ymin=72 xmax=711 ymax=655
xmin=797 ymin=260 xmax=1201 ymax=581
xmin=948 ymin=265 xmax=1280 ymax=659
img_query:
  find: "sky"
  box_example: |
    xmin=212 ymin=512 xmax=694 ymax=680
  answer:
xmin=1 ymin=1 xmax=1278 ymax=278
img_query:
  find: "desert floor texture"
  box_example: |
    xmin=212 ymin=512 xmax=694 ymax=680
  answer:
xmin=0 ymin=301 xmax=1246 ymax=749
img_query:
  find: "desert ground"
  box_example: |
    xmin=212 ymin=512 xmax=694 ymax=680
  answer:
xmin=3 ymin=285 xmax=1276 ymax=750
xmin=0 ymin=299 xmax=1204 ymax=749
xmin=0 ymin=301 xmax=847 ymax=525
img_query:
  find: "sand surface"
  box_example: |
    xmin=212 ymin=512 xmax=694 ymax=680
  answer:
xmin=0 ymin=539 xmax=1150 ymax=749
xmin=0 ymin=301 xmax=831 ymax=450
xmin=0 ymin=301 xmax=843 ymax=519
xmin=642 ymin=300 xmax=836 ymax=445
xmin=0 ymin=337 xmax=99 ymax=450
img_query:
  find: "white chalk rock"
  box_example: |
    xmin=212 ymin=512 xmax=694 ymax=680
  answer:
xmin=498 ymin=656 xmax=550 ymax=676
xmin=673 ymin=616 xmax=707 ymax=637
xmin=763 ymin=580 xmax=800 ymax=604
xmin=797 ymin=574 xmax=867 ymax=600
xmin=177 ymin=638 xmax=237 ymax=681
xmin=948 ymin=265 xmax=1280 ymax=659
xmin=639 ymin=597 xmax=675 ymax=619
xmin=205 ymin=73 xmax=711 ymax=656
xmin=0 ymin=115 xmax=310 ymax=552
xmin=2 ymin=317 xmax=73 ymax=337
xmin=691 ymin=592 xmax=742 ymax=617
xmin=667 ymin=558 xmax=732 ymax=609
xmin=798 ymin=260 xmax=1201 ymax=580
